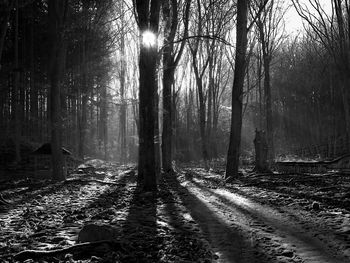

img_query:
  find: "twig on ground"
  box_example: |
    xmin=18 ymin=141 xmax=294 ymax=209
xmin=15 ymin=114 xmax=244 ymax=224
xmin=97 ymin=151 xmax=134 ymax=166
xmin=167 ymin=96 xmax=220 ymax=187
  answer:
xmin=13 ymin=240 xmax=127 ymax=261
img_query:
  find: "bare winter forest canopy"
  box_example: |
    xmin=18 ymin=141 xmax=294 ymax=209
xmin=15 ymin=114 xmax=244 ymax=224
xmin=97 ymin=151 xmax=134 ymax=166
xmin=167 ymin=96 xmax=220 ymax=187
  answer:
xmin=1 ymin=0 xmax=350 ymax=183
xmin=1 ymin=0 xmax=350 ymax=262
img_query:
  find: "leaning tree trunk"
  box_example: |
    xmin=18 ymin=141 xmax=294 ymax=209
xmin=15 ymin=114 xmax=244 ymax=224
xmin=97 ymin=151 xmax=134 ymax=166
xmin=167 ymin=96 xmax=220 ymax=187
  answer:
xmin=225 ymin=0 xmax=248 ymax=179
xmin=48 ymin=0 xmax=67 ymax=181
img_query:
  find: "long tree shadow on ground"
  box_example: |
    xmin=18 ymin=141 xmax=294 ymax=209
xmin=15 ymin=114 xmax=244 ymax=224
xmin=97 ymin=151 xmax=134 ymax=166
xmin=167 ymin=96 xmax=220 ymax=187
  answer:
xmin=78 ymin=173 xmax=133 ymax=213
xmin=226 ymin=175 xmax=350 ymax=210
xmin=167 ymin=174 xmax=268 ymax=263
xmin=185 ymin=168 xmax=350 ymax=210
xmin=119 ymin=177 xmax=159 ymax=262
xmin=0 ymin=179 xmax=92 ymax=214
xmin=157 ymin=175 xmax=215 ymax=262
xmin=188 ymin=177 xmax=349 ymax=262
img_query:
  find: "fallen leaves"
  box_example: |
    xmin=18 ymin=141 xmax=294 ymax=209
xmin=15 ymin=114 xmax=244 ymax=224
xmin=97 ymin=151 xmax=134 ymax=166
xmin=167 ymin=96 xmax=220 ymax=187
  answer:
xmin=0 ymin=162 xmax=214 ymax=262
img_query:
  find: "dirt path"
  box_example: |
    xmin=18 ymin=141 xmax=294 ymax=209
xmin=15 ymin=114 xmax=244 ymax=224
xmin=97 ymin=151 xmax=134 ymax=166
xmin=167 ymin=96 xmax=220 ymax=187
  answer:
xmin=172 ymin=174 xmax=349 ymax=263
xmin=1 ymin=163 xmax=349 ymax=262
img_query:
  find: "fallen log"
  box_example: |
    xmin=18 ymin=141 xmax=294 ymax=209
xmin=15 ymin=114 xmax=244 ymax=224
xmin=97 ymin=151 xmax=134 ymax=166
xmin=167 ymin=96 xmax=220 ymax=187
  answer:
xmin=0 ymin=194 xmax=11 ymax=205
xmin=64 ymin=178 xmax=126 ymax=186
xmin=13 ymin=240 xmax=128 ymax=261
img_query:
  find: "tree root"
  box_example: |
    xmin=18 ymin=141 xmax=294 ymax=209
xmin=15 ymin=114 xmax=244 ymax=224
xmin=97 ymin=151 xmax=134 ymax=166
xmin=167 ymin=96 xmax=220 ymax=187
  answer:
xmin=65 ymin=178 xmax=126 ymax=186
xmin=13 ymin=240 xmax=127 ymax=261
xmin=0 ymin=194 xmax=11 ymax=205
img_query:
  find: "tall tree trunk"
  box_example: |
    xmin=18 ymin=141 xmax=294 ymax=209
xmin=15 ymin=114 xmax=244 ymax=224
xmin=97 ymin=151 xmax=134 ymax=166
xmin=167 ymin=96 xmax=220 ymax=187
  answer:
xmin=103 ymin=92 xmax=108 ymax=160
xmin=29 ymin=4 xmax=38 ymax=141
xmin=0 ymin=1 xmax=13 ymax=70
xmin=263 ymin=56 xmax=274 ymax=161
xmin=162 ymin=66 xmax=174 ymax=172
xmin=48 ymin=0 xmax=67 ymax=181
xmin=334 ymin=0 xmax=350 ymax=150
xmin=154 ymin=89 xmax=161 ymax=176
xmin=13 ymin=0 xmax=21 ymax=163
xmin=207 ymin=62 xmax=214 ymax=159
xmin=120 ymin=19 xmax=127 ymax=164
xmin=197 ymin=77 xmax=209 ymax=168
xmin=138 ymin=45 xmax=158 ymax=190
xmin=341 ymin=78 xmax=350 ymax=149
xmin=192 ymin=60 xmax=209 ymax=168
xmin=258 ymin=17 xmax=274 ymax=162
xmin=79 ymin=37 xmax=88 ymax=159
xmin=161 ymin=0 xmax=175 ymax=173
xmin=135 ymin=0 xmax=160 ymax=191
xmin=258 ymin=50 xmax=263 ymax=128
xmin=161 ymin=0 xmax=190 ymax=173
xmin=225 ymin=0 xmax=248 ymax=178
xmin=78 ymin=1 xmax=91 ymax=159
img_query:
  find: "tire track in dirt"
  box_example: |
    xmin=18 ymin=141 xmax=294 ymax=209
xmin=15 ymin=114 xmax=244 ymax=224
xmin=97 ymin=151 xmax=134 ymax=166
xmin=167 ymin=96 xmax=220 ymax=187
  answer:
xmin=177 ymin=177 xmax=349 ymax=263
xmin=171 ymin=178 xmax=263 ymax=263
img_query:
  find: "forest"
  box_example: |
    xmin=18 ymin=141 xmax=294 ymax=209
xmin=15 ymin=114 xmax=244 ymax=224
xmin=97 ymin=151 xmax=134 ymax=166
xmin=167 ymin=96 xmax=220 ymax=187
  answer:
xmin=0 ymin=0 xmax=350 ymax=262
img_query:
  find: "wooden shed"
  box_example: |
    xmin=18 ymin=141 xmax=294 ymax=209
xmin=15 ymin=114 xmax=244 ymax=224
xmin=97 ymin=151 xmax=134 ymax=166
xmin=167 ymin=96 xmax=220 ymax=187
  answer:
xmin=31 ymin=143 xmax=72 ymax=178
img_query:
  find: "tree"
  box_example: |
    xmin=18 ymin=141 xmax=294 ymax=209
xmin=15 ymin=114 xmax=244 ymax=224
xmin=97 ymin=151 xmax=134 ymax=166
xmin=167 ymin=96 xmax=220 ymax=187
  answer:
xmin=134 ymin=0 xmax=161 ymax=191
xmin=292 ymin=0 xmax=350 ymax=150
xmin=48 ymin=0 xmax=68 ymax=181
xmin=162 ymin=0 xmax=191 ymax=173
xmin=255 ymin=0 xmax=286 ymax=162
xmin=13 ymin=0 xmax=21 ymax=163
xmin=187 ymin=0 xmax=210 ymax=169
xmin=119 ymin=1 xmax=127 ymax=164
xmin=0 ymin=0 xmax=14 ymax=70
xmin=225 ymin=0 xmax=249 ymax=178
xmin=0 ymin=0 xmax=117 ymax=164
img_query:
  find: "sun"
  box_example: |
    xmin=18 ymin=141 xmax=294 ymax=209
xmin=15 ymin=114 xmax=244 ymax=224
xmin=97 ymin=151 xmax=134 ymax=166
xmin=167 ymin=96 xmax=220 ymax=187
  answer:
xmin=142 ymin=30 xmax=157 ymax=48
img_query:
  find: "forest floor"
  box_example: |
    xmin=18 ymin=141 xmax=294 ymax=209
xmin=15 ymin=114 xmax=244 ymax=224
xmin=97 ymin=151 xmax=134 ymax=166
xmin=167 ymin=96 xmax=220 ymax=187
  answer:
xmin=0 ymin=160 xmax=349 ymax=262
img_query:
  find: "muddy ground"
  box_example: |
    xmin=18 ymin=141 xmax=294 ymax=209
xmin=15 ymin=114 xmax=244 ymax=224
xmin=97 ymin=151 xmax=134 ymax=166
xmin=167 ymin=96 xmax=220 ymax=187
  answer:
xmin=0 ymin=161 xmax=349 ymax=262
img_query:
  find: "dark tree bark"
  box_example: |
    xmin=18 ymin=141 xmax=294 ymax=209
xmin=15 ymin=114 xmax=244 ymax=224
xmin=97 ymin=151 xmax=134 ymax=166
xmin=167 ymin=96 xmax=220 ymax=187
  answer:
xmin=13 ymin=0 xmax=21 ymax=163
xmin=194 ymin=63 xmax=209 ymax=168
xmin=292 ymin=0 xmax=350 ymax=151
xmin=161 ymin=0 xmax=190 ymax=173
xmin=225 ymin=0 xmax=248 ymax=178
xmin=120 ymin=28 xmax=127 ymax=164
xmin=48 ymin=0 xmax=68 ymax=181
xmin=189 ymin=35 xmax=210 ymax=169
xmin=78 ymin=2 xmax=90 ymax=159
xmin=255 ymin=0 xmax=284 ymax=162
xmin=134 ymin=0 xmax=161 ymax=191
xmin=334 ymin=0 xmax=350 ymax=150
xmin=99 ymin=84 xmax=108 ymax=160
xmin=29 ymin=3 xmax=38 ymax=141
xmin=254 ymin=130 xmax=270 ymax=172
xmin=257 ymin=17 xmax=274 ymax=161
xmin=0 ymin=1 xmax=14 ymax=70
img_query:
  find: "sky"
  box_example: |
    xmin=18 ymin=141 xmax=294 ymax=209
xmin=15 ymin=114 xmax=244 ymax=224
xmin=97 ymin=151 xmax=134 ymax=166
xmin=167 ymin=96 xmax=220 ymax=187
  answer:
xmin=284 ymin=0 xmax=333 ymax=34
